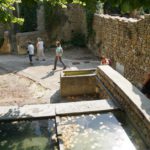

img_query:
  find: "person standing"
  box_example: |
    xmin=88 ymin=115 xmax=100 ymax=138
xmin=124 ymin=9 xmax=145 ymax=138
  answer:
xmin=27 ymin=41 xmax=34 ymax=65
xmin=52 ymin=40 xmax=66 ymax=70
xmin=100 ymin=56 xmax=112 ymax=66
xmin=36 ymin=37 xmax=45 ymax=61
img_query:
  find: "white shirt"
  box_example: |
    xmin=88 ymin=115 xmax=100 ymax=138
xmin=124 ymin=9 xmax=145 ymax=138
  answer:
xmin=37 ymin=41 xmax=44 ymax=49
xmin=28 ymin=44 xmax=34 ymax=55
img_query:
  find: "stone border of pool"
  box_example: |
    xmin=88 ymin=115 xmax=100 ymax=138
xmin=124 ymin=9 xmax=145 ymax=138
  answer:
xmin=96 ymin=65 xmax=150 ymax=148
xmin=0 ymin=99 xmax=119 ymax=121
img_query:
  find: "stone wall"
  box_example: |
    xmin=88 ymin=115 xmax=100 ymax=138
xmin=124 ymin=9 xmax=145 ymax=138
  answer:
xmin=16 ymin=31 xmax=49 ymax=54
xmin=49 ymin=4 xmax=87 ymax=43
xmin=16 ymin=4 xmax=87 ymax=54
xmin=89 ymin=14 xmax=150 ymax=87
xmin=96 ymin=65 xmax=150 ymax=148
xmin=61 ymin=69 xmax=96 ymax=97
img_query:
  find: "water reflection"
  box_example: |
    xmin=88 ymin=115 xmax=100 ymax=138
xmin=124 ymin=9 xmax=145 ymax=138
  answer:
xmin=59 ymin=112 xmax=147 ymax=150
xmin=0 ymin=119 xmax=58 ymax=150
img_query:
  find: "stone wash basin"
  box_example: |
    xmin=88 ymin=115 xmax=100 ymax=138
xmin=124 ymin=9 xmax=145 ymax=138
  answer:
xmin=61 ymin=69 xmax=96 ymax=97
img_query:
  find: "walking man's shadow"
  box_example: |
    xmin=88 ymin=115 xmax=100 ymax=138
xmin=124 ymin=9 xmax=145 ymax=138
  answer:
xmin=41 ymin=69 xmax=62 ymax=79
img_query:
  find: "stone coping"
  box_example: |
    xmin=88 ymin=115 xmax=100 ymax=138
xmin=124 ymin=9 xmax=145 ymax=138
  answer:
xmin=94 ymin=14 xmax=146 ymax=22
xmin=0 ymin=99 xmax=119 ymax=121
xmin=97 ymin=65 xmax=150 ymax=122
xmin=61 ymin=68 xmax=96 ymax=77
xmin=55 ymin=99 xmax=118 ymax=115
xmin=16 ymin=31 xmax=44 ymax=37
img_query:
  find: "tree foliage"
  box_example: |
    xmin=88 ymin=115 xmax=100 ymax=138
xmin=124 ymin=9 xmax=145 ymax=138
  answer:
xmin=19 ymin=0 xmax=37 ymax=32
xmin=0 ymin=0 xmax=149 ymax=24
xmin=101 ymin=0 xmax=150 ymax=13
xmin=0 ymin=0 xmax=23 ymax=24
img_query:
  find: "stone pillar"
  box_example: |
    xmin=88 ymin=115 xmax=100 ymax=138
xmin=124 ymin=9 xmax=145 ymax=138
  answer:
xmin=0 ymin=31 xmax=11 ymax=54
xmin=37 ymin=5 xmax=45 ymax=31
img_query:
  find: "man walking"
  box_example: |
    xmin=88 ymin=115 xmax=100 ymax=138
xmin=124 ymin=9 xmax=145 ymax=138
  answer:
xmin=52 ymin=40 xmax=66 ymax=70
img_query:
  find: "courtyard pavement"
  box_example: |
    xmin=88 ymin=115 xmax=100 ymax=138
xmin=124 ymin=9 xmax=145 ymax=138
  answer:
xmin=0 ymin=47 xmax=100 ymax=105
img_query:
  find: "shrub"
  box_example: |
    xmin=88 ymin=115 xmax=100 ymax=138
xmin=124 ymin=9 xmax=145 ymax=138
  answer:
xmin=71 ymin=32 xmax=86 ymax=47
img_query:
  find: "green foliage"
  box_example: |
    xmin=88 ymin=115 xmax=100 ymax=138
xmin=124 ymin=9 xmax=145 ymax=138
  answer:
xmin=101 ymin=0 xmax=150 ymax=14
xmin=0 ymin=0 xmax=23 ymax=24
xmin=44 ymin=1 xmax=67 ymax=31
xmin=19 ymin=0 xmax=37 ymax=32
xmin=48 ymin=0 xmax=150 ymax=14
xmin=0 ymin=0 xmax=150 ymax=25
xmin=71 ymin=32 xmax=86 ymax=47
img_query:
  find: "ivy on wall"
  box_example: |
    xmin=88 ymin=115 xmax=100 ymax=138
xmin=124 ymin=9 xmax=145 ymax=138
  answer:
xmin=44 ymin=0 xmax=101 ymax=47
xmin=19 ymin=0 xmax=37 ymax=32
xmin=44 ymin=1 xmax=67 ymax=32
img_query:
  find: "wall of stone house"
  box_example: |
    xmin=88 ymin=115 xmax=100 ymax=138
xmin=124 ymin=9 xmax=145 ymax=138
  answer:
xmin=47 ymin=4 xmax=87 ymax=44
xmin=88 ymin=14 xmax=150 ymax=87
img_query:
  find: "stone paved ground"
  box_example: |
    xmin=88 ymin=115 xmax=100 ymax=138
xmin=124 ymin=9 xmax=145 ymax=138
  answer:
xmin=0 ymin=47 xmax=100 ymax=106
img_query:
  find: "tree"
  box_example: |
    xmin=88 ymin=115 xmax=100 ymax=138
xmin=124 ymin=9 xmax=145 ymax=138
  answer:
xmin=0 ymin=0 xmax=23 ymax=24
xmin=0 ymin=0 xmax=149 ymax=24
xmin=101 ymin=0 xmax=150 ymax=17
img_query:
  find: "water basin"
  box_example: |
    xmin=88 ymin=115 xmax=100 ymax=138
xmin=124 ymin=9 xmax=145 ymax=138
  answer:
xmin=58 ymin=112 xmax=147 ymax=150
xmin=0 ymin=119 xmax=58 ymax=150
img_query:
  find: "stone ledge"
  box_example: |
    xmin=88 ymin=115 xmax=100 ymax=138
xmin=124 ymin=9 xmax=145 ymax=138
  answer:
xmin=0 ymin=104 xmax=55 ymax=121
xmin=55 ymin=99 xmax=119 ymax=115
xmin=97 ymin=65 xmax=150 ymax=122
xmin=94 ymin=14 xmax=146 ymax=23
xmin=0 ymin=99 xmax=119 ymax=121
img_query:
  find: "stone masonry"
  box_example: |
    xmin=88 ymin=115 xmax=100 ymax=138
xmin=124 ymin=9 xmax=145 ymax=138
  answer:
xmin=49 ymin=4 xmax=87 ymax=43
xmin=16 ymin=31 xmax=49 ymax=54
xmin=96 ymin=65 xmax=150 ymax=148
xmin=89 ymin=14 xmax=150 ymax=87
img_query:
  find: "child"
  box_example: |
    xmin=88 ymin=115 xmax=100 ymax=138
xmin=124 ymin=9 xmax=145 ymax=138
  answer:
xmin=27 ymin=42 xmax=34 ymax=65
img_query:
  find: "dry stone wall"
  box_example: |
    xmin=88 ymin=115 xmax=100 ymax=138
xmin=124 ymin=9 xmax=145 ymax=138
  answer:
xmin=16 ymin=31 xmax=49 ymax=54
xmin=89 ymin=14 xmax=150 ymax=87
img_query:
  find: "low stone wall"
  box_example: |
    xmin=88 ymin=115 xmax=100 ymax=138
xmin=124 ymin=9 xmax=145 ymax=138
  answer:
xmin=16 ymin=31 xmax=49 ymax=54
xmin=61 ymin=69 xmax=96 ymax=96
xmin=96 ymin=65 xmax=150 ymax=148
xmin=89 ymin=14 xmax=150 ymax=87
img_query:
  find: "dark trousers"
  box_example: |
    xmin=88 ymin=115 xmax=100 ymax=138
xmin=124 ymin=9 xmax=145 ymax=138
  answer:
xmin=54 ymin=56 xmax=66 ymax=69
xmin=29 ymin=54 xmax=33 ymax=62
